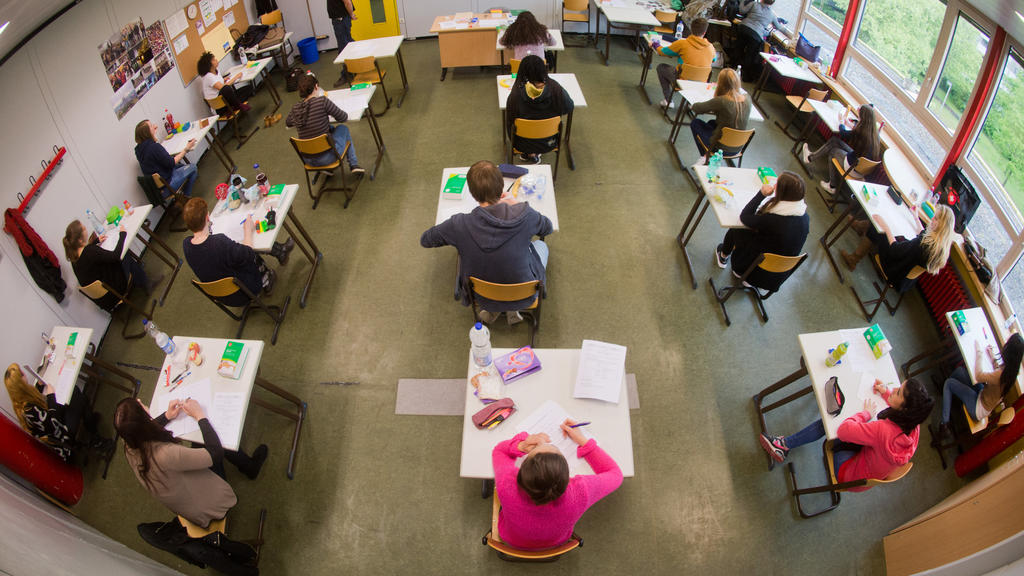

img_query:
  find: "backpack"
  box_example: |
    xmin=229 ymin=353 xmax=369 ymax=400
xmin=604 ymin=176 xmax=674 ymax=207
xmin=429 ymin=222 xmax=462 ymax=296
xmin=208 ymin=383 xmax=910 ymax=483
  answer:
xmin=138 ymin=518 xmax=260 ymax=576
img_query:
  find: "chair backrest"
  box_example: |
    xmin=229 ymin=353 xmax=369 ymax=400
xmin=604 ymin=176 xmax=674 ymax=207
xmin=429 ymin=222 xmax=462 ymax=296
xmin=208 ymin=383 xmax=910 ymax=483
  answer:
xmin=178 ymin=515 xmax=227 ymax=539
xmin=260 ymin=9 xmax=283 ymax=26
xmin=852 ymin=157 xmax=882 ymax=178
xmin=485 ymin=491 xmax=581 ymax=560
xmin=564 ymin=0 xmax=589 ymax=12
xmin=906 ymin=265 xmax=927 ymax=281
xmin=509 ymin=58 xmax=521 ymax=74
xmin=207 ymin=96 xmax=233 ymax=118
xmin=718 ymin=127 xmax=755 ymax=150
xmin=137 ymin=175 xmax=164 ymax=206
xmin=758 ymin=253 xmax=807 ymax=275
xmin=78 ymin=280 xmax=109 ymax=300
xmin=191 ymin=277 xmax=242 ymax=300
xmin=469 ymin=277 xmax=540 ymax=303
xmin=863 ymin=462 xmax=913 ymax=487
xmin=513 ymin=117 xmax=561 ymax=140
xmin=346 ymin=55 xmax=376 ymax=75
xmin=655 ymin=9 xmax=676 ymax=25
xmin=290 ymin=134 xmax=340 ymax=167
xmin=807 ymin=88 xmax=828 ymax=102
xmin=679 ymin=63 xmax=712 ymax=82
xmin=873 ymin=255 xmax=926 ymax=284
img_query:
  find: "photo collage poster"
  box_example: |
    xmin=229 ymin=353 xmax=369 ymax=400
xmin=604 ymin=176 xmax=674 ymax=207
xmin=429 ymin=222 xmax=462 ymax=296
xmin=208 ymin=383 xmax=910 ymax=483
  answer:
xmin=102 ymin=18 xmax=176 ymax=120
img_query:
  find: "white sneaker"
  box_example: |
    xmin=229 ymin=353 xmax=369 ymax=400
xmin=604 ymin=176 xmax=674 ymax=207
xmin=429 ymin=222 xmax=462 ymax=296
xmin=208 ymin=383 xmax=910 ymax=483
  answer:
xmin=800 ymin=143 xmax=812 ymax=164
xmin=658 ymin=99 xmax=668 ymax=108
xmin=478 ymin=309 xmax=499 ymax=324
xmin=820 ymin=180 xmax=835 ymax=195
xmin=506 ymin=311 xmax=524 ymax=325
xmin=696 ymin=156 xmax=708 ymax=166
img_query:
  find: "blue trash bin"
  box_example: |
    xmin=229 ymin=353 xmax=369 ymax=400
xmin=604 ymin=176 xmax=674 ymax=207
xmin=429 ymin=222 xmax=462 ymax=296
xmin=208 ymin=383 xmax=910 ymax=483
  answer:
xmin=297 ymin=37 xmax=319 ymax=65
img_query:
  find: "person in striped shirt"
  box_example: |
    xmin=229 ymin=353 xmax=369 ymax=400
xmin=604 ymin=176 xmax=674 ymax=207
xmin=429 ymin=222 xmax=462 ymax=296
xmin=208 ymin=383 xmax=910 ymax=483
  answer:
xmin=285 ymin=73 xmax=364 ymax=176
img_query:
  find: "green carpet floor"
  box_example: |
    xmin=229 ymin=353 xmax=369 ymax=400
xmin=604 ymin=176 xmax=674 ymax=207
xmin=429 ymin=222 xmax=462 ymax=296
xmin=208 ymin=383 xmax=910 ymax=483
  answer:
xmin=75 ymin=36 xmax=969 ymax=575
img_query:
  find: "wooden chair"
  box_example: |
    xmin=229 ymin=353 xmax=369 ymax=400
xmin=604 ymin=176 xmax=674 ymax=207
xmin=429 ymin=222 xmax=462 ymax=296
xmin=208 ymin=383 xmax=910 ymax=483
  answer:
xmin=509 ymin=58 xmax=521 ymax=74
xmin=818 ymin=156 xmax=882 ymax=213
xmin=653 ymin=10 xmax=676 ymax=35
xmin=206 ymin=95 xmax=258 ymax=150
xmin=289 ymin=134 xmax=355 ymax=209
xmin=709 ymin=252 xmax=807 ymax=326
xmin=775 ymin=88 xmax=828 ymax=140
xmin=137 ymin=173 xmax=187 ymax=233
xmin=509 ymin=117 xmax=563 ymax=180
xmin=561 ymin=0 xmax=592 ymax=46
xmin=347 ymin=56 xmax=391 ymax=115
xmin=678 ymin=63 xmax=712 ymax=82
xmin=788 ymin=440 xmax=913 ymax=518
xmin=191 ymin=277 xmax=290 ymax=345
xmin=468 ymin=277 xmax=542 ymax=348
xmin=79 ymin=274 xmax=155 ymax=340
xmin=482 ymin=491 xmax=582 ymax=561
xmin=259 ymin=9 xmax=295 ymax=71
xmin=696 ymin=127 xmax=756 ymax=167
xmin=850 ymin=256 xmax=925 ymax=321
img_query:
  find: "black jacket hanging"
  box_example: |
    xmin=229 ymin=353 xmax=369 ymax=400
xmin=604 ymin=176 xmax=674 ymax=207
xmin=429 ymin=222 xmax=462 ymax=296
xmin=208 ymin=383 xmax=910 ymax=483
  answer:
xmin=3 ymin=208 xmax=66 ymax=303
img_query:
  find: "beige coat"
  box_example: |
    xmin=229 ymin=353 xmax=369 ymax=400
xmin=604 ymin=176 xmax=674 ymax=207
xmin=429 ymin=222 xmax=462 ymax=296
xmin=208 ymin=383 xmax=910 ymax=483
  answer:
xmin=126 ymin=441 xmax=236 ymax=528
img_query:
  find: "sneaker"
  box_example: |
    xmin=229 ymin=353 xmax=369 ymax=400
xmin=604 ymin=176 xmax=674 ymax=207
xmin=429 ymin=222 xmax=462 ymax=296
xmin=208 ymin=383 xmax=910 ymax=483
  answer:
xmin=696 ymin=156 xmax=707 ymax=166
xmin=506 ymin=311 xmax=524 ymax=325
xmin=759 ymin=434 xmax=789 ymax=463
xmin=350 ymin=164 xmax=366 ymax=176
xmin=658 ymin=98 xmax=668 ymax=108
xmin=518 ymin=153 xmax=541 ymax=164
xmin=742 ymin=280 xmax=770 ymax=298
xmin=239 ymin=102 xmax=252 ymax=113
xmin=262 ymin=267 xmax=277 ymax=296
xmin=819 ymin=180 xmax=835 ymax=195
xmin=715 ymin=244 xmax=729 ymax=268
xmin=800 ymin=143 xmax=812 ymax=164
xmin=478 ymin=309 xmax=500 ymax=324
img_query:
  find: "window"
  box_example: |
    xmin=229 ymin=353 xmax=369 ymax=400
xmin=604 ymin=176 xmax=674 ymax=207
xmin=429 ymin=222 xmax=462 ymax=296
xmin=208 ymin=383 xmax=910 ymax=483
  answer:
xmin=854 ymin=0 xmax=946 ymax=98
xmin=1003 ymin=255 xmax=1024 ymax=324
xmin=807 ymin=0 xmax=850 ymax=31
xmin=800 ymin=19 xmax=839 ymax=69
xmin=772 ymin=0 xmax=802 ymax=32
xmin=927 ymin=14 xmax=989 ymax=133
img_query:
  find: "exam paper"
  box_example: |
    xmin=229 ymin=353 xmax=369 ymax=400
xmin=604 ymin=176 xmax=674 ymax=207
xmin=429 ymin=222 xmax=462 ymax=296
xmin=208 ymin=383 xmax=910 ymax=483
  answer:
xmin=55 ymin=365 xmax=78 ymax=404
xmin=515 ymin=400 xmax=592 ymax=474
xmin=573 ymin=340 xmax=626 ymax=403
xmin=209 ymin=392 xmax=246 ymax=445
xmin=838 ymin=329 xmax=873 ymax=373
xmin=153 ymin=378 xmax=213 ymax=438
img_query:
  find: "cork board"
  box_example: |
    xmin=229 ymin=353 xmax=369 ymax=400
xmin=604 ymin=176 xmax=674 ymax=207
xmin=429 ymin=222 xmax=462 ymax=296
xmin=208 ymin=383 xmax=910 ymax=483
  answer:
xmin=166 ymin=0 xmax=249 ymax=86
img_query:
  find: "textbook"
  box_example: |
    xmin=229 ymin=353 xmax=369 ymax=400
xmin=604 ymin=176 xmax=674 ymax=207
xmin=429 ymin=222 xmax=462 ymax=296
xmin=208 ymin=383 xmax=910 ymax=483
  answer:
xmin=493 ymin=346 xmax=541 ymax=384
xmin=267 ymin=183 xmax=285 ymax=195
xmin=443 ymin=173 xmax=466 ymax=200
xmin=217 ymin=341 xmax=248 ymax=379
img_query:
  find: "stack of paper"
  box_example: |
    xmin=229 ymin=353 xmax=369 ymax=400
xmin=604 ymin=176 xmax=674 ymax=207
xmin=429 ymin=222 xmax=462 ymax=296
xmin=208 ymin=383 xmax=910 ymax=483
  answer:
xmin=152 ymin=378 xmax=213 ymax=437
xmin=573 ymin=340 xmax=627 ymax=403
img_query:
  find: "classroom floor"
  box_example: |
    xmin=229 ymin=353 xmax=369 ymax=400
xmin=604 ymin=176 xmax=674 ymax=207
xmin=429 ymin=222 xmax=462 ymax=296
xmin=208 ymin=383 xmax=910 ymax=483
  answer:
xmin=74 ymin=37 xmax=971 ymax=574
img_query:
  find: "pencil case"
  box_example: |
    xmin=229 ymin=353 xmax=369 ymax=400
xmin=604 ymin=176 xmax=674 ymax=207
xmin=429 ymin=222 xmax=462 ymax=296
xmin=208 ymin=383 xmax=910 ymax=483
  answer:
xmin=472 ymin=397 xmax=515 ymax=429
xmin=498 ymin=164 xmax=528 ymax=179
xmin=825 ymin=376 xmax=845 ymax=416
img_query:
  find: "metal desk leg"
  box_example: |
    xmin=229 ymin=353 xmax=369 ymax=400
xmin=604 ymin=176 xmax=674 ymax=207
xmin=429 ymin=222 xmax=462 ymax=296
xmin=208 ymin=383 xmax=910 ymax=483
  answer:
xmin=204 ymin=131 xmax=236 ymax=176
xmin=819 ymin=202 xmax=856 ymax=284
xmin=82 ymin=352 xmax=141 ymax=479
xmin=253 ymin=374 xmax=307 ymax=480
xmin=752 ymin=357 xmax=811 ymax=470
xmin=262 ymin=69 xmax=281 ymax=111
xmin=750 ymin=65 xmax=771 ymax=119
xmin=564 ymin=109 xmax=576 ymax=170
xmin=365 ymin=107 xmax=386 ymax=180
xmin=283 ymin=213 xmax=323 ymax=308
xmin=668 ymin=101 xmax=692 ymax=169
xmin=638 ymin=43 xmax=653 ymax=104
xmin=601 ymin=13 xmax=611 ymax=65
xmin=139 ymin=223 xmax=183 ymax=306
xmin=676 ymin=195 xmax=710 ymax=289
xmin=395 ymin=47 xmax=409 ymax=107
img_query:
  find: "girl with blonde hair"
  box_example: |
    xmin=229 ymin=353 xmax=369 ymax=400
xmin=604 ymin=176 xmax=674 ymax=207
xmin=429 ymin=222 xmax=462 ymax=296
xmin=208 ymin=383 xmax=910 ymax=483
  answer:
xmin=843 ymin=204 xmax=956 ymax=289
xmin=689 ymin=68 xmax=751 ymax=164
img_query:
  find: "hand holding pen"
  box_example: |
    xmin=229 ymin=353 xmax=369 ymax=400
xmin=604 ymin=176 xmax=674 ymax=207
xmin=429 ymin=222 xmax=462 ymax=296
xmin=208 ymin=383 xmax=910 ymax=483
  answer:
xmin=561 ymin=418 xmax=589 ymax=447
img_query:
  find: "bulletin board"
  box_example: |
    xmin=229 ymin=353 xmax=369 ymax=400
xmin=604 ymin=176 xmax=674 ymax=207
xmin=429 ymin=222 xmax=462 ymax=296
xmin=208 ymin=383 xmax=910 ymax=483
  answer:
xmin=165 ymin=0 xmax=249 ymax=86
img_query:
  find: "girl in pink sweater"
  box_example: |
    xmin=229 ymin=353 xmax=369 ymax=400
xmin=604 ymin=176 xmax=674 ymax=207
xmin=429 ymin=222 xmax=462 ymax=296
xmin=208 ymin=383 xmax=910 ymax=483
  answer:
xmin=492 ymin=419 xmax=623 ymax=549
xmin=759 ymin=379 xmax=934 ymax=489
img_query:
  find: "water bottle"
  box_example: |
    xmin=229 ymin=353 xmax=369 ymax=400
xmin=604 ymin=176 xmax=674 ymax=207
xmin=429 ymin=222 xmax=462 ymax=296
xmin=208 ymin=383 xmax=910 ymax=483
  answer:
xmin=165 ymin=109 xmax=175 ymax=134
xmin=675 ymin=21 xmax=684 ymax=40
xmin=143 ymin=319 xmax=176 ymax=356
xmin=825 ymin=342 xmax=849 ymax=367
xmin=736 ymin=65 xmax=742 ymax=83
xmin=85 ymin=209 xmax=106 ymax=236
xmin=239 ymin=46 xmax=248 ymax=65
xmin=470 ymin=322 xmax=492 ymax=368
xmin=707 ymin=151 xmax=723 ymax=182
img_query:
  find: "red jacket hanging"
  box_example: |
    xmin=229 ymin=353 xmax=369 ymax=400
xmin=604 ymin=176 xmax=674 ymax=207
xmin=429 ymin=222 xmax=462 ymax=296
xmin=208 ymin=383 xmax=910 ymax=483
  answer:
xmin=4 ymin=208 xmax=66 ymax=302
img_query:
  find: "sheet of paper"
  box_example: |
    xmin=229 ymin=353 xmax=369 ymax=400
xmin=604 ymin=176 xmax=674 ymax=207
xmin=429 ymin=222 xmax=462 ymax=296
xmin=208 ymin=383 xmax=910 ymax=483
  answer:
xmin=573 ymin=340 xmax=626 ymax=403
xmin=209 ymin=0 xmax=223 ymax=13
xmin=195 ymin=20 xmax=206 ymax=36
xmin=515 ymin=400 xmax=592 ymax=474
xmin=856 ymin=372 xmax=878 ymax=404
xmin=454 ymin=12 xmax=473 ymax=20
xmin=165 ymin=10 xmax=188 ymax=38
xmin=209 ymin=392 xmax=246 ymax=444
xmin=222 ymin=11 xmax=235 ymax=28
xmin=55 ymin=364 xmax=78 ymax=404
xmin=838 ymin=329 xmax=873 ymax=373
xmin=173 ymin=34 xmax=190 ymax=55
xmin=153 ymin=377 xmax=213 ymax=438
xmin=209 ymin=197 xmax=274 ymax=243
xmin=199 ymin=0 xmax=218 ymax=28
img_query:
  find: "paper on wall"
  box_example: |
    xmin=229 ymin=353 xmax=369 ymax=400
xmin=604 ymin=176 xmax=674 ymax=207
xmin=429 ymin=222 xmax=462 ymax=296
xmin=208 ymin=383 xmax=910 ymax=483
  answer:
xmin=224 ymin=0 xmax=238 ymax=7
xmin=195 ymin=20 xmax=206 ymax=36
xmin=222 ymin=11 xmax=235 ymax=28
xmin=173 ymin=35 xmax=190 ymax=55
xmin=209 ymin=0 xmax=223 ymax=13
xmin=165 ymin=10 xmax=188 ymax=38
xmin=199 ymin=0 xmax=217 ymax=28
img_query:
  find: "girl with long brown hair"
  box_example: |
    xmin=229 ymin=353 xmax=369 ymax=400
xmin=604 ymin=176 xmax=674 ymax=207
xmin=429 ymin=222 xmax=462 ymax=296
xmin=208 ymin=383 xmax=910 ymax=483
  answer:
xmin=800 ymin=103 xmax=881 ymax=194
xmin=499 ymin=11 xmax=554 ymax=62
xmin=63 ymin=219 xmax=156 ymax=311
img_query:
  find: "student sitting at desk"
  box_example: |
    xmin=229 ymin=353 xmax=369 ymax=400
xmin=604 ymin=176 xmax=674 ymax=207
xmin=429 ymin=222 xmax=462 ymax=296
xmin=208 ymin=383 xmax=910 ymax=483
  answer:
xmin=938 ymin=334 xmax=1023 ymax=438
xmin=499 ymin=11 xmax=554 ymax=62
xmin=690 ymin=68 xmax=751 ymax=165
xmin=799 ymin=104 xmax=881 ymax=196
xmin=714 ymin=171 xmax=809 ymax=292
xmin=654 ymin=17 xmax=715 ymax=109
xmin=760 ymin=379 xmax=934 ymax=487
xmin=197 ymin=52 xmax=252 ymax=114
xmin=506 ymin=55 xmax=574 ymax=165
xmin=492 ymin=420 xmax=622 ymax=549
xmin=420 ymin=160 xmax=552 ymax=325
xmin=734 ymin=0 xmax=786 ymax=82
xmin=134 ymin=119 xmax=198 ymax=199
xmin=63 ymin=219 xmax=156 ymax=311
xmin=181 ymin=198 xmax=294 ymax=304
xmin=841 ymin=204 xmax=955 ymax=281
xmin=285 ymin=73 xmax=364 ymax=176
xmin=115 ymin=398 xmax=267 ymax=528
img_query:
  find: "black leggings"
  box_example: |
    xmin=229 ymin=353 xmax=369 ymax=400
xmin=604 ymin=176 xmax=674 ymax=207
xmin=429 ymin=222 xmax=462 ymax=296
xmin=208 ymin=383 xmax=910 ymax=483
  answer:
xmin=215 ymin=84 xmax=253 ymax=114
xmin=197 ymin=418 xmax=257 ymax=480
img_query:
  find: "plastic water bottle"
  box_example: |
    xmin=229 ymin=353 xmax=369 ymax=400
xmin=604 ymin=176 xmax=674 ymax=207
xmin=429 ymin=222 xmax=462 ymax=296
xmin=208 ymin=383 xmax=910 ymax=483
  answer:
xmin=470 ymin=322 xmax=492 ymax=368
xmin=736 ymin=65 xmax=742 ymax=82
xmin=143 ymin=319 xmax=176 ymax=356
xmin=707 ymin=151 xmax=723 ymax=182
xmin=239 ymin=46 xmax=248 ymax=65
xmin=825 ymin=342 xmax=849 ymax=367
xmin=85 ymin=209 xmax=106 ymax=236
xmin=675 ymin=21 xmax=684 ymax=40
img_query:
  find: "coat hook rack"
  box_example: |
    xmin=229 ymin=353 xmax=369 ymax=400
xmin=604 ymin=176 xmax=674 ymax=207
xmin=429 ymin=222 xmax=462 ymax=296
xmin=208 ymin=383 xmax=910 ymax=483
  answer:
xmin=17 ymin=145 xmax=66 ymax=215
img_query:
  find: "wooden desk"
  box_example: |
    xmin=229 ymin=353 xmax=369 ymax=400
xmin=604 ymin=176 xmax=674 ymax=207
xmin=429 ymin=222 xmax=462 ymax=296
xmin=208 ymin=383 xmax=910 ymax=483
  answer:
xmin=98 ymin=204 xmax=182 ymax=306
xmin=431 ymin=14 xmax=513 ymax=81
xmin=162 ymin=115 xmax=236 ymax=177
xmin=460 ymin=348 xmax=635 ymax=484
xmin=497 ymin=73 xmax=587 ymax=170
xmin=325 ymin=86 xmax=387 ymax=180
xmin=149 ymin=336 xmax=307 ymax=479
xmin=751 ymin=52 xmax=821 ymax=119
xmin=333 ymin=36 xmax=409 ymax=108
xmin=435 ymin=165 xmax=559 ymax=231
xmin=667 ymin=79 xmax=764 ymax=169
xmin=496 ymin=29 xmax=565 ymax=72
xmin=208 ymin=184 xmax=322 ymax=308
xmin=597 ymin=0 xmax=662 ymax=66
xmin=225 ymin=57 xmax=281 ymax=111
xmin=676 ymin=165 xmax=761 ymax=289
xmin=242 ymin=31 xmax=293 ymax=79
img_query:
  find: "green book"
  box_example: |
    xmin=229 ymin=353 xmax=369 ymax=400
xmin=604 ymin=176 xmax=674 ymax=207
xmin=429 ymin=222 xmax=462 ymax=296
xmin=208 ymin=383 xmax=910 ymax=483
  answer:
xmin=863 ymin=324 xmax=891 ymax=359
xmin=268 ymin=183 xmax=285 ymax=195
xmin=350 ymin=82 xmax=371 ymax=90
xmin=217 ymin=341 xmax=248 ymax=379
xmin=443 ymin=174 xmax=466 ymax=199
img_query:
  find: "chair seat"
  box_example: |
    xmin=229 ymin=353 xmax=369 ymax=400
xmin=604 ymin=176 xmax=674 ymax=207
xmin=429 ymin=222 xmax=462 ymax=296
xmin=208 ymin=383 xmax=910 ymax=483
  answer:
xmin=563 ymin=13 xmax=589 ymax=22
xmin=303 ymin=159 xmax=342 ymax=171
xmin=786 ymin=95 xmax=815 ymax=112
xmin=353 ymin=69 xmax=385 ymax=84
xmin=653 ymin=26 xmax=673 ymax=34
xmin=178 ymin=515 xmax=227 ymax=538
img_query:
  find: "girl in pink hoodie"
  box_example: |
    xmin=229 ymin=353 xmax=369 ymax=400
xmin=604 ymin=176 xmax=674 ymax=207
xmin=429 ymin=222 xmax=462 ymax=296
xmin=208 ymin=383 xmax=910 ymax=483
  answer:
xmin=759 ymin=379 xmax=934 ymax=488
xmin=491 ymin=419 xmax=623 ymax=549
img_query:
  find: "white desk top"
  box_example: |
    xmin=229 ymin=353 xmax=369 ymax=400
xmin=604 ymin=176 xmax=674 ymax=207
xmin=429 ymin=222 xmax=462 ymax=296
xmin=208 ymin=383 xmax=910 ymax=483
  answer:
xmin=150 ymin=336 xmax=264 ymax=451
xmin=799 ymin=328 xmax=900 ymax=439
xmin=245 ymin=31 xmax=293 ymax=56
xmin=209 ymin=184 xmax=298 ymax=252
xmin=675 ymin=79 xmax=764 ymax=121
xmin=496 ymin=29 xmax=565 ymax=51
xmin=760 ymin=52 xmax=820 ymax=83
xmin=946 ymin=307 xmax=1002 ymax=431
xmin=325 ymin=85 xmax=377 ymax=122
xmin=162 ymin=116 xmax=219 ymax=156
xmin=598 ymin=1 xmax=662 ymax=26
xmin=460 ymin=348 xmax=635 ymax=478
xmin=805 ymin=98 xmax=853 ymax=133
xmin=38 ymin=326 xmax=93 ymax=405
xmin=497 ymin=73 xmax=587 ymax=109
xmin=333 ymin=35 xmax=404 ymax=64
xmin=691 ymin=165 xmax=762 ymax=228
xmin=883 ymin=147 xmax=930 ymax=204
xmin=225 ymin=57 xmax=271 ymax=84
xmin=432 ymin=14 xmax=514 ymax=32
xmin=847 ymin=179 xmax=922 ymax=241
xmin=100 ymin=204 xmax=153 ymax=259
xmin=435 ymin=165 xmax=559 ymax=231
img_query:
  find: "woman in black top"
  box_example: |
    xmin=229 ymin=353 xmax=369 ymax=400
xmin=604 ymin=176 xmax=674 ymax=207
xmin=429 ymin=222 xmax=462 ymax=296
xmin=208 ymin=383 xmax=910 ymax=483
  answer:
xmin=506 ymin=55 xmax=574 ymax=164
xmin=800 ymin=104 xmax=881 ymax=195
xmin=715 ymin=171 xmax=810 ymax=291
xmin=63 ymin=220 xmax=153 ymax=311
xmin=843 ymin=204 xmax=955 ymax=289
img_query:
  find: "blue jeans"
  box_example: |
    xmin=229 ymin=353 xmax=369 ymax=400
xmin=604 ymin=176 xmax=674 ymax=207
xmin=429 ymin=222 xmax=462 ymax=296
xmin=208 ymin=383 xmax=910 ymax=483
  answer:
xmin=168 ymin=163 xmax=197 ymax=197
xmin=942 ymin=366 xmax=982 ymax=423
xmin=332 ymin=16 xmax=353 ymax=55
xmin=532 ymin=239 xmax=549 ymax=268
xmin=307 ymin=125 xmax=359 ymax=168
xmin=784 ymin=419 xmax=857 ymax=471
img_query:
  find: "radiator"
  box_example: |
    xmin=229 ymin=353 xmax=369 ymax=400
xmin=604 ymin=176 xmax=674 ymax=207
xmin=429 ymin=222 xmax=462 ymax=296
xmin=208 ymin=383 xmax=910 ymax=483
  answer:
xmin=917 ymin=263 xmax=972 ymax=337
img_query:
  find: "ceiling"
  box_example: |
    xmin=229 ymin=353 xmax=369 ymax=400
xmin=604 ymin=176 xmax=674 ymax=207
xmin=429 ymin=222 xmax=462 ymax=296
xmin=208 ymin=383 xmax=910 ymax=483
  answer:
xmin=0 ymin=0 xmax=77 ymax=66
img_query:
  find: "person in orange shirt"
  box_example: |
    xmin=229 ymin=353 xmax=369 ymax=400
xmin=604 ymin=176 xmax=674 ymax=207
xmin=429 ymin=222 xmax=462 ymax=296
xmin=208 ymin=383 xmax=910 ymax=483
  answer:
xmin=654 ymin=17 xmax=716 ymax=108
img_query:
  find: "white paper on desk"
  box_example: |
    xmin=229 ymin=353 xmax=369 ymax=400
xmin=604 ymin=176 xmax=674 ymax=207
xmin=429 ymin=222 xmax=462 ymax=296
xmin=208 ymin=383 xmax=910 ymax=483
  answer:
xmin=515 ymin=400 xmax=592 ymax=473
xmin=209 ymin=200 xmax=270 ymax=244
xmin=165 ymin=10 xmax=188 ymax=38
xmin=454 ymin=12 xmax=473 ymax=20
xmin=209 ymin=392 xmax=245 ymax=444
xmin=439 ymin=21 xmax=458 ymax=30
xmin=173 ymin=34 xmax=190 ymax=55
xmin=839 ymin=329 xmax=873 ymax=373
xmin=573 ymin=340 xmax=626 ymax=403
xmin=55 ymin=364 xmax=78 ymax=405
xmin=856 ymin=372 xmax=878 ymax=404
xmin=154 ymin=378 xmax=213 ymax=438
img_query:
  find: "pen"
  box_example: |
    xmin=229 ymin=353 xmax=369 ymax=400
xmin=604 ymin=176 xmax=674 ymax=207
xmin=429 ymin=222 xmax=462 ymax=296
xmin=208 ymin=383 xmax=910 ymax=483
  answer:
xmin=569 ymin=421 xmax=591 ymax=428
xmin=171 ymin=370 xmax=191 ymax=386
xmin=167 ymin=379 xmax=184 ymax=394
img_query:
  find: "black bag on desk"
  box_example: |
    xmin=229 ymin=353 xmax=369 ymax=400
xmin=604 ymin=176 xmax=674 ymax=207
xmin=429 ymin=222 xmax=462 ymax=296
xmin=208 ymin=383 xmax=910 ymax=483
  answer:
xmin=285 ymin=66 xmax=305 ymax=92
xmin=964 ymin=237 xmax=994 ymax=285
